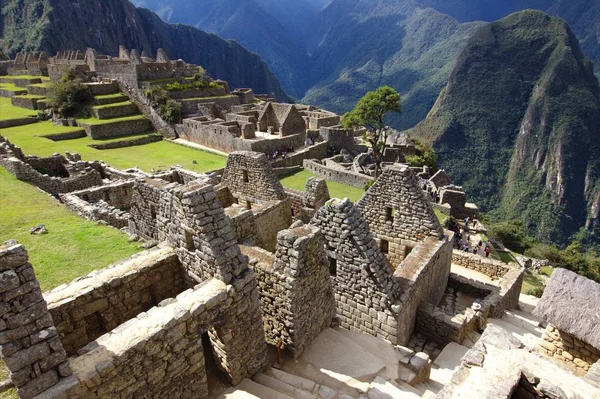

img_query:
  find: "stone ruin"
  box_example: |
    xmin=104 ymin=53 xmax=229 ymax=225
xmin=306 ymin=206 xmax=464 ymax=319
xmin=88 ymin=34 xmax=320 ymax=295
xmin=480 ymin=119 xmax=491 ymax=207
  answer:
xmin=5 ymin=143 xmax=600 ymax=398
xmin=426 ymin=169 xmax=479 ymax=220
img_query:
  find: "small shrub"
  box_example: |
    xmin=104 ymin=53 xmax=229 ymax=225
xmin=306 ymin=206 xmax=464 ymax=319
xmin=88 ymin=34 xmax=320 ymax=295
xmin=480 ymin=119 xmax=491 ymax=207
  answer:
xmin=364 ymin=180 xmax=374 ymax=191
xmin=158 ymin=99 xmax=182 ymax=124
xmin=47 ymin=68 xmax=92 ymax=117
xmin=144 ymin=86 xmax=170 ymax=107
xmin=405 ymin=147 xmax=439 ymax=173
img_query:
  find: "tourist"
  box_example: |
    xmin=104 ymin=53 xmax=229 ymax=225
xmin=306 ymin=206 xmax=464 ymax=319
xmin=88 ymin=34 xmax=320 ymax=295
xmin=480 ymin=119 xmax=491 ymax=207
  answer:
xmin=485 ymin=245 xmax=491 ymax=258
xmin=472 ymin=219 xmax=477 ymax=228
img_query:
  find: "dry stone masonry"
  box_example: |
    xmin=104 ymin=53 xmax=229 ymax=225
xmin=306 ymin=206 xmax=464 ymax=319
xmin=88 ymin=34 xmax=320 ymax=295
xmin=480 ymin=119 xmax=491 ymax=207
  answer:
xmin=0 ymin=243 xmax=71 ymax=399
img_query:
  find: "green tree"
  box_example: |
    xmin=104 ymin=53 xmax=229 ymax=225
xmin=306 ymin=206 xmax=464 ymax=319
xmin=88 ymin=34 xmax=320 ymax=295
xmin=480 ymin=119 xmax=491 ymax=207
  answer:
xmin=158 ymin=99 xmax=182 ymax=124
xmin=342 ymin=86 xmax=401 ymax=178
xmin=48 ymin=68 xmax=92 ymax=117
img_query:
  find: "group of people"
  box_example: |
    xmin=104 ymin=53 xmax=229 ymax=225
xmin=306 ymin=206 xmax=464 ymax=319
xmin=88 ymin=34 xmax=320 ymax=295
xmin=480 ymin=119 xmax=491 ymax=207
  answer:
xmin=452 ymin=220 xmax=491 ymax=257
xmin=266 ymin=145 xmax=295 ymax=161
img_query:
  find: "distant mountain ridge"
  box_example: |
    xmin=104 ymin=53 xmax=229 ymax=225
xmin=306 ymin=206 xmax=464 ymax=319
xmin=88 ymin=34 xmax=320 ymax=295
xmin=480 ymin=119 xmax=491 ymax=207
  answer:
xmin=133 ymin=0 xmax=599 ymax=130
xmin=409 ymin=10 xmax=600 ymax=245
xmin=0 ymin=0 xmax=290 ymax=101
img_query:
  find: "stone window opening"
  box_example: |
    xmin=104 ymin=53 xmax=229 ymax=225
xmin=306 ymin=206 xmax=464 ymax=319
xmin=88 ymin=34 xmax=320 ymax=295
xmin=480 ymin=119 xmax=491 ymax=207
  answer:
xmin=242 ymin=169 xmax=249 ymax=183
xmin=380 ymin=239 xmax=389 ymax=254
xmin=385 ymin=207 xmax=395 ymax=222
xmin=150 ymin=204 xmax=157 ymax=220
xmin=328 ymin=256 xmax=337 ymax=276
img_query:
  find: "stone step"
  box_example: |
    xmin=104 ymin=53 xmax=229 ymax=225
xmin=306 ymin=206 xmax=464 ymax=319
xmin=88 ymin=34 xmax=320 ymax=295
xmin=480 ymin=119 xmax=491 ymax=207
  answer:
xmin=78 ymin=116 xmax=153 ymax=140
xmin=503 ymin=309 xmax=542 ymax=334
xmin=334 ymin=327 xmax=401 ymax=381
xmin=283 ymin=359 xmax=363 ymax=398
xmin=0 ymin=87 xmax=28 ymax=98
xmin=94 ymin=93 xmax=129 ymax=105
xmin=296 ymin=328 xmax=386 ymax=392
xmin=487 ymin=318 xmax=541 ymax=350
xmin=11 ymin=95 xmax=45 ymax=110
xmin=26 ymin=84 xmax=52 ymax=96
xmin=253 ymin=372 xmax=317 ymax=399
xmin=367 ymin=376 xmax=421 ymax=399
xmin=266 ymin=367 xmax=317 ymax=393
xmin=91 ymin=101 xmax=139 ymax=119
xmin=218 ymin=378 xmax=296 ymax=399
xmin=84 ymin=82 xmax=120 ymax=96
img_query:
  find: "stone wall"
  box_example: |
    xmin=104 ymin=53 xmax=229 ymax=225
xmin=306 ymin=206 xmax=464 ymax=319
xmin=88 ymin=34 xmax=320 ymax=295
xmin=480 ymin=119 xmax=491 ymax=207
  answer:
xmin=310 ymin=198 xmax=403 ymax=344
xmin=304 ymin=159 xmax=373 ymax=189
xmin=415 ymin=303 xmax=472 ymax=346
xmin=394 ymin=235 xmax=453 ymax=345
xmin=226 ymin=204 xmax=263 ymax=247
xmin=88 ymin=133 xmax=163 ymax=150
xmin=285 ymin=188 xmax=304 ymax=220
xmin=80 ymin=118 xmax=152 ymax=139
xmin=245 ymin=225 xmax=335 ymax=356
xmin=91 ymin=102 xmax=139 ymax=119
xmin=129 ymin=178 xmax=174 ymax=241
xmin=271 ymin=142 xmax=328 ymax=168
xmin=60 ymin=194 xmax=129 ymax=228
xmin=538 ymin=325 xmax=600 ymax=374
xmin=67 ymin=180 xmax=134 ymax=210
xmin=357 ymin=164 xmax=443 ymax=267
xmin=0 ymin=243 xmax=71 ymax=399
xmin=252 ymin=199 xmax=293 ymax=252
xmin=451 ymin=251 xmax=511 ymax=279
xmin=0 ymin=155 xmax=102 ymax=197
xmin=44 ymin=248 xmax=183 ymax=355
xmin=221 ymin=151 xmax=286 ymax=203
xmin=49 ymin=278 xmax=247 ymax=398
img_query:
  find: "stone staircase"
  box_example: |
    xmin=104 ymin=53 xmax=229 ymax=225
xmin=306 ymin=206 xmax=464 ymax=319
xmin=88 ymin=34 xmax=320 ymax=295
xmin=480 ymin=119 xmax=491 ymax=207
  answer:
xmin=77 ymin=82 xmax=153 ymax=139
xmin=218 ymin=328 xmax=427 ymax=399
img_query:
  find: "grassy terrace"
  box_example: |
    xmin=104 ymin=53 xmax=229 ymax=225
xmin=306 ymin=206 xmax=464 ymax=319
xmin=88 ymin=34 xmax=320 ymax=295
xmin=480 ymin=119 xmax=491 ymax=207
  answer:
xmin=92 ymin=100 xmax=133 ymax=109
xmin=0 ymin=167 xmax=141 ymax=291
xmin=1 ymin=122 xmax=227 ymax=172
xmin=0 ymin=97 xmax=36 ymax=120
xmin=78 ymin=114 xmax=147 ymax=125
xmin=0 ymin=83 xmax=27 ymax=92
xmin=280 ymin=169 xmax=365 ymax=202
xmin=1 ymin=75 xmax=50 ymax=81
xmin=95 ymin=93 xmax=128 ymax=100
xmin=181 ymin=94 xmax=237 ymax=101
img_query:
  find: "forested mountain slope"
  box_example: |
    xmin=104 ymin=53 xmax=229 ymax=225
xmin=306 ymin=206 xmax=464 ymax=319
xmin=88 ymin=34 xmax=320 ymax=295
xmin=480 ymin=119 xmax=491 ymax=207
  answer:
xmin=409 ymin=11 xmax=600 ymax=245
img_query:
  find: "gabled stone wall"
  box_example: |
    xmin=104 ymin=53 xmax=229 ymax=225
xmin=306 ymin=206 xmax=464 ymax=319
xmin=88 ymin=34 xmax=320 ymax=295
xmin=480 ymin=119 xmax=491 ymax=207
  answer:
xmin=311 ymin=198 xmax=403 ymax=343
xmin=357 ymin=165 xmax=443 ymax=267
xmin=221 ymin=151 xmax=286 ymax=203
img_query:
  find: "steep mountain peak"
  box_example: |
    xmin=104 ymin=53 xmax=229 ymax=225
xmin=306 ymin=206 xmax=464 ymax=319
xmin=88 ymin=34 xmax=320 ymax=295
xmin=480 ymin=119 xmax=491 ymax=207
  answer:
xmin=410 ymin=9 xmax=600 ymax=244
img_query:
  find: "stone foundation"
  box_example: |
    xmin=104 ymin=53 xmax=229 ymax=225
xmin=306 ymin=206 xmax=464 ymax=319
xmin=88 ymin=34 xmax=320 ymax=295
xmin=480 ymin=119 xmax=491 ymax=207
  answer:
xmin=538 ymin=325 xmax=600 ymax=374
xmin=452 ymin=250 xmax=511 ymax=279
xmin=44 ymin=247 xmax=183 ymax=355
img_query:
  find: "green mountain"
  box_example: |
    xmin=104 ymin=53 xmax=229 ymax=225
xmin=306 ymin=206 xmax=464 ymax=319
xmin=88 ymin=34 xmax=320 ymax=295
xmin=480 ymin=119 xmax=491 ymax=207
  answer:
xmin=133 ymin=0 xmax=599 ymax=131
xmin=0 ymin=0 xmax=290 ymax=101
xmin=409 ymin=10 xmax=600 ymax=245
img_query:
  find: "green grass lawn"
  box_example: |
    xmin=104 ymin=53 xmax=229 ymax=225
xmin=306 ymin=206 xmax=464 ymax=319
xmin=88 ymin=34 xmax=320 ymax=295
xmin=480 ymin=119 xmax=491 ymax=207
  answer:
xmin=522 ymin=270 xmax=545 ymax=294
xmin=0 ymin=83 xmax=27 ymax=91
xmin=280 ymin=169 xmax=365 ymax=202
xmin=1 ymin=121 xmax=226 ymax=173
xmin=92 ymin=100 xmax=133 ymax=109
xmin=0 ymin=75 xmax=50 ymax=81
xmin=94 ymin=93 xmax=128 ymax=100
xmin=0 ymin=97 xmax=36 ymax=120
xmin=0 ymin=167 xmax=142 ymax=291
